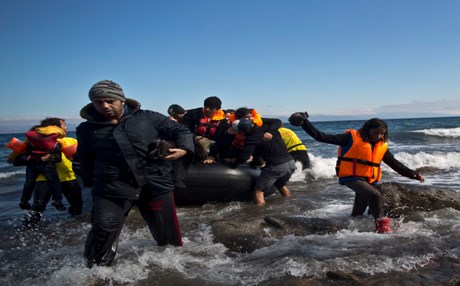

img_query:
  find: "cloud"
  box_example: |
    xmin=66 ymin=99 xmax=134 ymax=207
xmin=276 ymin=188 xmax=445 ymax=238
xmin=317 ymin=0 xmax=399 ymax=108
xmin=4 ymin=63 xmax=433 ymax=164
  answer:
xmin=375 ymin=99 xmax=460 ymax=115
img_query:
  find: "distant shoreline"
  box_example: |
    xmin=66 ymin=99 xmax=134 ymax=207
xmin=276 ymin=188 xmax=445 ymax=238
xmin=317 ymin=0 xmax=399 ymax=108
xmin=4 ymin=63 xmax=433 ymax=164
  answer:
xmin=1 ymin=115 xmax=458 ymax=135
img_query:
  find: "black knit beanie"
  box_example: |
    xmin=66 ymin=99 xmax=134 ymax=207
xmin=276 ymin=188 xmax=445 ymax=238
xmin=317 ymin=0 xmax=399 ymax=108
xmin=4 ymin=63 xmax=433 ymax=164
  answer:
xmin=89 ymin=80 xmax=125 ymax=102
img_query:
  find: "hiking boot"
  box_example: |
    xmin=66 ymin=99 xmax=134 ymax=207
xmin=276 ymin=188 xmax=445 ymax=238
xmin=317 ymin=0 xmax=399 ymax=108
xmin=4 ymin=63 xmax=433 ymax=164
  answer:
xmin=19 ymin=201 xmax=31 ymax=210
xmin=52 ymin=201 xmax=67 ymax=211
xmin=253 ymin=191 xmax=266 ymax=206
xmin=375 ymin=217 xmax=393 ymax=233
xmin=278 ymin=186 xmax=291 ymax=197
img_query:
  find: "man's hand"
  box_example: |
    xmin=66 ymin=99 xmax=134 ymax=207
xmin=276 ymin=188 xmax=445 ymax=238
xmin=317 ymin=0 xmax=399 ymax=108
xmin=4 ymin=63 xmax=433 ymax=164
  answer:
xmin=163 ymin=148 xmax=187 ymax=160
xmin=203 ymin=156 xmax=216 ymax=164
xmin=263 ymin=132 xmax=273 ymax=141
xmin=41 ymin=154 xmax=52 ymax=162
xmin=288 ymin=112 xmax=309 ymax=126
xmin=415 ymin=173 xmax=425 ymax=183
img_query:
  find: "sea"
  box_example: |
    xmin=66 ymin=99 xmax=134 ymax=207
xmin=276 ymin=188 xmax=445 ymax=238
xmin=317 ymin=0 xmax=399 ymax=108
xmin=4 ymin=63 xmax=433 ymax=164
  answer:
xmin=0 ymin=116 xmax=459 ymax=285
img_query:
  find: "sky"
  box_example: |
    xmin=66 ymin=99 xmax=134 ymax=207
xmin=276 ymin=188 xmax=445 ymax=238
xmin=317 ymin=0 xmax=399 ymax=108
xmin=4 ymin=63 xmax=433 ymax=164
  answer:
xmin=1 ymin=0 xmax=459 ymax=132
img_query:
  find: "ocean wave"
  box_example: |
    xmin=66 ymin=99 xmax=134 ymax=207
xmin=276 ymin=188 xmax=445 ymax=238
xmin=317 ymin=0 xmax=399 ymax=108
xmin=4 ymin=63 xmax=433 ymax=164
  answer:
xmin=305 ymin=154 xmax=337 ymax=180
xmin=412 ymin=127 xmax=460 ymax=138
xmin=393 ymin=151 xmax=460 ymax=170
xmin=0 ymin=170 xmax=25 ymax=179
xmin=304 ymin=152 xmax=460 ymax=181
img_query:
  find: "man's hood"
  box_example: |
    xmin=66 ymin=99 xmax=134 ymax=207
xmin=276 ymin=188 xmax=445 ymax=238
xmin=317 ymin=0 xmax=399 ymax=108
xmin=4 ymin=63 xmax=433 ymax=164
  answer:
xmin=79 ymin=98 xmax=141 ymax=122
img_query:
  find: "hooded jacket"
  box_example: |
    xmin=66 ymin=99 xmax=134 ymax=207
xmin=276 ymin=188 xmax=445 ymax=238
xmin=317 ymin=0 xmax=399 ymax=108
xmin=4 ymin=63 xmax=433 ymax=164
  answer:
xmin=76 ymin=99 xmax=194 ymax=199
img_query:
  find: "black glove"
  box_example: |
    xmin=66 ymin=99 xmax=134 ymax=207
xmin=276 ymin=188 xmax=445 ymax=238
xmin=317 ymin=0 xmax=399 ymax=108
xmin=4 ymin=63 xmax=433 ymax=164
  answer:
xmin=288 ymin=112 xmax=309 ymax=126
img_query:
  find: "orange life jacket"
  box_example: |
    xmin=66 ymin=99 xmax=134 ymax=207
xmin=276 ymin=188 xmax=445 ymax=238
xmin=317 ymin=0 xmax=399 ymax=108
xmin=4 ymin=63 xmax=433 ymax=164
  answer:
xmin=25 ymin=126 xmax=65 ymax=158
xmin=195 ymin=108 xmax=225 ymax=137
xmin=228 ymin=109 xmax=263 ymax=127
xmin=57 ymin=137 xmax=78 ymax=158
xmin=336 ymin=129 xmax=388 ymax=183
xmin=5 ymin=137 xmax=27 ymax=153
xmin=227 ymin=109 xmax=265 ymax=149
xmin=26 ymin=130 xmax=59 ymax=157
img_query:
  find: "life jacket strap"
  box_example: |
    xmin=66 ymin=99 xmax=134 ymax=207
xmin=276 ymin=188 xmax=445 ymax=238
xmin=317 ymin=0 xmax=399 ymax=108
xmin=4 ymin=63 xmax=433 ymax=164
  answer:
xmin=337 ymin=156 xmax=381 ymax=167
xmin=287 ymin=143 xmax=304 ymax=151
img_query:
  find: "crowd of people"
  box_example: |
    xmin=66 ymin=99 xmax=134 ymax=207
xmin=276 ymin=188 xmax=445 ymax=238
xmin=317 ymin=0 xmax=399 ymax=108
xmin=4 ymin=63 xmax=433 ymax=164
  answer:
xmin=4 ymin=79 xmax=425 ymax=267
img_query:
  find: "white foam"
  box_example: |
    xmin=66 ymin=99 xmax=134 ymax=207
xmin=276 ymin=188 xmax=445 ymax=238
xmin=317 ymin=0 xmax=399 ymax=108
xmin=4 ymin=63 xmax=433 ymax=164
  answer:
xmin=304 ymin=154 xmax=337 ymax=180
xmin=309 ymin=151 xmax=460 ymax=174
xmin=303 ymin=203 xmax=351 ymax=217
xmin=0 ymin=170 xmax=25 ymax=179
xmin=392 ymin=151 xmax=460 ymax=170
xmin=289 ymin=161 xmax=307 ymax=182
xmin=412 ymin=127 xmax=460 ymax=138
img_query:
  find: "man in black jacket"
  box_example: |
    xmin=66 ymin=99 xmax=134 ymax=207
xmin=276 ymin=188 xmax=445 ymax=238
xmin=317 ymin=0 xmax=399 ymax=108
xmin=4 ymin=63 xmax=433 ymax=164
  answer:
xmin=224 ymin=109 xmax=296 ymax=205
xmin=77 ymin=80 xmax=194 ymax=267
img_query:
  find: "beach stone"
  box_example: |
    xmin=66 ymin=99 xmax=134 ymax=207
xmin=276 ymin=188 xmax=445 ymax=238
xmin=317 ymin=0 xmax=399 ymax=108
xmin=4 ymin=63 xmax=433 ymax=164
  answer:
xmin=211 ymin=216 xmax=346 ymax=253
xmin=263 ymin=216 xmax=347 ymax=236
xmin=211 ymin=218 xmax=272 ymax=253
xmin=380 ymin=182 xmax=460 ymax=216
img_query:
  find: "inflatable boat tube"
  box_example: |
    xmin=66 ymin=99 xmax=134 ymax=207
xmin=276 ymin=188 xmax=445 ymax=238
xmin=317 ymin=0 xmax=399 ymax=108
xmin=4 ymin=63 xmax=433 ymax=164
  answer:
xmin=173 ymin=162 xmax=276 ymax=205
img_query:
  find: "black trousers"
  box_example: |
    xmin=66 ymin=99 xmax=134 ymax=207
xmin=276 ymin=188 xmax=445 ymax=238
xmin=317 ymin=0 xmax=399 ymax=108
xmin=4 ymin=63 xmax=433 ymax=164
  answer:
xmin=289 ymin=150 xmax=311 ymax=170
xmin=32 ymin=179 xmax=83 ymax=215
xmin=343 ymin=180 xmax=384 ymax=219
xmin=84 ymin=190 xmax=182 ymax=267
xmin=21 ymin=162 xmax=62 ymax=203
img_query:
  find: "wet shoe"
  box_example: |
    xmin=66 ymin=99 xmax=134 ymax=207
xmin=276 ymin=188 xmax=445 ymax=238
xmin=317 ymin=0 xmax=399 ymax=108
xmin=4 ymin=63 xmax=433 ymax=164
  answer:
xmin=19 ymin=201 xmax=31 ymax=210
xmin=375 ymin=217 xmax=393 ymax=233
xmin=52 ymin=201 xmax=67 ymax=211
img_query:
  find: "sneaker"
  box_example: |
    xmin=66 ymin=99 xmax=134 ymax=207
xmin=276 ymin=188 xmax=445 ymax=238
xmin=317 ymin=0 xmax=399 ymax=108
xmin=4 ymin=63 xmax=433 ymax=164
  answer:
xmin=19 ymin=201 xmax=31 ymax=210
xmin=52 ymin=201 xmax=67 ymax=211
xmin=375 ymin=217 xmax=393 ymax=233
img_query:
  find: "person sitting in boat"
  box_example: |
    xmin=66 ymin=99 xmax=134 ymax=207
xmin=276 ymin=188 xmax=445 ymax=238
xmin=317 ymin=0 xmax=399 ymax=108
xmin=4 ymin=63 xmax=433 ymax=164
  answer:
xmin=167 ymin=104 xmax=187 ymax=123
xmin=223 ymin=109 xmax=235 ymax=124
xmin=288 ymin=111 xmax=425 ymax=233
xmin=7 ymin=117 xmax=67 ymax=211
xmin=278 ymin=126 xmax=311 ymax=170
xmin=180 ymin=96 xmax=228 ymax=162
xmin=205 ymin=107 xmax=280 ymax=169
xmin=223 ymin=111 xmax=296 ymax=205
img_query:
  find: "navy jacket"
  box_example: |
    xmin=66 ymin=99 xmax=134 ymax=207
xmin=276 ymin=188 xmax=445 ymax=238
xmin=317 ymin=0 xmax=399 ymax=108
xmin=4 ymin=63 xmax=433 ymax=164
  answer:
xmin=76 ymin=99 xmax=194 ymax=199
